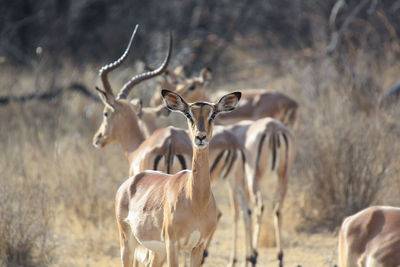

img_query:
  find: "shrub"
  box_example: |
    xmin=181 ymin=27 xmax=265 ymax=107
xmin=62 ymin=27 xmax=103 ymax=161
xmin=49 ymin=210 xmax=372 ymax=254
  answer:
xmin=292 ymin=56 xmax=399 ymax=230
xmin=0 ymin=143 xmax=55 ymax=266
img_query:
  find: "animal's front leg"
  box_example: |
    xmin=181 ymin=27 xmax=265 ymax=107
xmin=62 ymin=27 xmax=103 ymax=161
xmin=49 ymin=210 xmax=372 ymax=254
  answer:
xmin=166 ymin=238 xmax=179 ymax=267
xmin=191 ymin=243 xmax=205 ymax=267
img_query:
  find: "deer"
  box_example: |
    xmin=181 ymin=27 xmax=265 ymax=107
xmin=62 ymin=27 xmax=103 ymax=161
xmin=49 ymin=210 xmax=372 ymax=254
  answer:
xmin=338 ymin=206 xmax=400 ymax=267
xmin=149 ymin=68 xmax=297 ymax=266
xmin=92 ymin=25 xmax=193 ymax=177
xmin=131 ymin=96 xmax=257 ymax=266
xmin=225 ymin=117 xmax=296 ymax=267
xmin=150 ymin=67 xmax=212 ymax=107
xmin=92 ymin=25 xmax=197 ymax=265
xmin=134 ymin=100 xmax=295 ymax=266
xmin=93 ymin=26 xmax=254 ymax=266
xmin=115 ymin=89 xmax=241 ymax=266
xmin=150 ymin=67 xmax=299 ymax=129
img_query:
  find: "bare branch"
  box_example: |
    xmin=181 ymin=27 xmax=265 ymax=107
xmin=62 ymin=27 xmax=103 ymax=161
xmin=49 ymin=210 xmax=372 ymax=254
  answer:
xmin=326 ymin=0 xmax=371 ymax=55
xmin=329 ymin=0 xmax=347 ymax=29
xmin=0 ymin=83 xmax=99 ymax=105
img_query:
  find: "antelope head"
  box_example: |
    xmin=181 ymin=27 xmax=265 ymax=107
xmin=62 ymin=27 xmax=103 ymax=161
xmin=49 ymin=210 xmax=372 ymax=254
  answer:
xmin=93 ymin=25 xmax=172 ymax=148
xmin=151 ymin=67 xmax=212 ymax=105
xmin=161 ymin=89 xmax=241 ymax=149
xmin=175 ymin=67 xmax=212 ymax=102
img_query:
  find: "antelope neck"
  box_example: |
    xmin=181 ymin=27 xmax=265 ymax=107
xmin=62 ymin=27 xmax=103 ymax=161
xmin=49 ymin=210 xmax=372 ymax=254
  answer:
xmin=187 ymin=145 xmax=212 ymax=209
xmin=119 ymin=113 xmax=146 ymax=162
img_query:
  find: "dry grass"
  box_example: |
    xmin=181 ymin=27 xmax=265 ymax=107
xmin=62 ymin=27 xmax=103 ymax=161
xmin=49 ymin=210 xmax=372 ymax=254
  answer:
xmin=286 ymin=53 xmax=400 ymax=230
xmin=0 ymin=66 xmax=127 ymax=265
xmin=1 ymin=43 xmax=400 ymax=266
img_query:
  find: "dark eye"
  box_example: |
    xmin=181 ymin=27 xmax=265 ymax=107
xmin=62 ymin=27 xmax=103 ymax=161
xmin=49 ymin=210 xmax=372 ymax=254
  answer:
xmin=185 ymin=112 xmax=194 ymax=123
xmin=210 ymin=112 xmax=216 ymax=120
xmin=188 ymin=84 xmax=196 ymax=91
xmin=104 ymin=112 xmax=108 ymax=117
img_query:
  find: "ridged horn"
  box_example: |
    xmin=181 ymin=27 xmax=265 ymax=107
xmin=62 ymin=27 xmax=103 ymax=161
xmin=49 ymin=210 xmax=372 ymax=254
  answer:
xmin=116 ymin=31 xmax=173 ymax=100
xmin=98 ymin=24 xmax=139 ymax=96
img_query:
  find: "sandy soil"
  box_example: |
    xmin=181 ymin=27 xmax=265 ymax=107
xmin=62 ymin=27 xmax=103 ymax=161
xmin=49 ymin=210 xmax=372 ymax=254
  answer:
xmin=203 ymin=183 xmax=338 ymax=267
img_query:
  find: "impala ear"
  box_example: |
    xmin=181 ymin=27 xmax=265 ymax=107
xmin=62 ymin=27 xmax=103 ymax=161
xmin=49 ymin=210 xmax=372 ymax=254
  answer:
xmin=199 ymin=67 xmax=212 ymax=85
xmin=215 ymin=92 xmax=241 ymax=113
xmin=96 ymin=86 xmax=115 ymax=111
xmin=161 ymin=89 xmax=188 ymax=112
xmin=173 ymin=65 xmax=184 ymax=76
xmin=130 ymin=98 xmax=143 ymax=116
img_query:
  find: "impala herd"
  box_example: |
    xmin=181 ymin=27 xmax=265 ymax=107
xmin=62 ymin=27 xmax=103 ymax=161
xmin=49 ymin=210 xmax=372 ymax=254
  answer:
xmin=92 ymin=25 xmax=400 ymax=267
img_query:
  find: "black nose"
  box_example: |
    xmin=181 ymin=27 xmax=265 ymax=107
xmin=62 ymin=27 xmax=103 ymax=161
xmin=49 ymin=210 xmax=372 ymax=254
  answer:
xmin=196 ymin=136 xmax=206 ymax=142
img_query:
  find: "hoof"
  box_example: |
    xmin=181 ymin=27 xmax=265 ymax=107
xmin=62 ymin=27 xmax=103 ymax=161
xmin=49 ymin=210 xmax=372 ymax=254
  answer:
xmin=246 ymin=250 xmax=258 ymax=266
xmin=277 ymin=251 xmax=283 ymax=267
xmin=201 ymin=249 xmax=208 ymax=265
xmin=227 ymin=257 xmax=237 ymax=267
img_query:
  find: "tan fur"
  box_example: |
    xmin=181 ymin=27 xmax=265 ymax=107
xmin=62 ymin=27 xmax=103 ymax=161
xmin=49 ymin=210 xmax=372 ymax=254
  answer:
xmin=216 ymin=90 xmax=298 ymax=128
xmin=137 ymin=107 xmax=256 ymax=265
xmin=210 ymin=126 xmax=255 ymax=265
xmin=115 ymin=91 xmax=240 ymax=267
xmin=92 ymin=28 xmax=206 ymax=266
xmin=226 ymin=117 xmax=296 ymax=267
xmin=151 ymin=68 xmax=299 ymax=128
xmin=338 ymin=206 xmax=400 ymax=267
xmin=150 ymin=67 xmax=211 ymax=107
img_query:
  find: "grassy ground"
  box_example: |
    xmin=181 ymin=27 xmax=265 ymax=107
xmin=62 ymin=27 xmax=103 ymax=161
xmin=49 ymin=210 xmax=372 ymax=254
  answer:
xmin=1 ymin=46 xmax=400 ymax=266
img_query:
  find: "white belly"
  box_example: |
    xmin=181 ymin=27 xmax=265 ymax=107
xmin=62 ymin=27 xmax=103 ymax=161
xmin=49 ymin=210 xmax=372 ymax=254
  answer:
xmin=141 ymin=240 xmax=166 ymax=255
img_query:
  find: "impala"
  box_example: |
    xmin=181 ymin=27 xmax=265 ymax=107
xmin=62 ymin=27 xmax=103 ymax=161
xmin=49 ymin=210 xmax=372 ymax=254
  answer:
xmin=150 ymin=67 xmax=299 ymax=128
xmin=150 ymin=67 xmax=212 ymax=107
xmin=338 ymin=206 xmax=400 ymax=267
xmin=227 ymin=117 xmax=296 ymax=267
xmin=92 ymin=25 xmax=192 ymax=177
xmin=131 ymin=99 xmax=256 ymax=266
xmin=92 ymin=25 xmax=202 ymax=266
xmin=115 ymin=89 xmax=241 ymax=266
xmin=134 ymin=103 xmax=294 ymax=267
xmin=93 ymin=25 xmax=254 ymax=265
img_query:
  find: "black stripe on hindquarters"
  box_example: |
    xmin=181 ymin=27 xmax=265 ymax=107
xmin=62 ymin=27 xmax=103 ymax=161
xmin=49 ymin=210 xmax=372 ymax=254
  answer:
xmin=210 ymin=150 xmax=225 ymax=174
xmin=176 ymin=154 xmax=187 ymax=170
xmin=255 ymin=133 xmax=266 ymax=174
xmin=154 ymin=155 xmax=163 ymax=170
xmin=282 ymin=132 xmax=289 ymax=170
xmin=240 ymin=149 xmax=246 ymax=164
xmin=223 ymin=149 xmax=237 ymax=179
xmin=271 ymin=133 xmax=277 ymax=171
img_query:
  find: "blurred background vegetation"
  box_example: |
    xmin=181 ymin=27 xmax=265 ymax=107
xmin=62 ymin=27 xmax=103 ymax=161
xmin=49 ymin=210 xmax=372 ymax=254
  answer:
xmin=1 ymin=0 xmax=400 ymax=266
xmin=2 ymin=0 xmax=400 ymax=69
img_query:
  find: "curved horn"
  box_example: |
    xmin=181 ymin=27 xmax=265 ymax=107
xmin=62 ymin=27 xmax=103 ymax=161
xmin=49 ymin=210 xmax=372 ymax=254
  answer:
xmin=98 ymin=24 xmax=139 ymax=96
xmin=116 ymin=31 xmax=173 ymax=100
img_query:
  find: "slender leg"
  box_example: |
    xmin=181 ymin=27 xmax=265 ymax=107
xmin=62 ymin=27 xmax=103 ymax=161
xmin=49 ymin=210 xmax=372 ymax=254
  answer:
xmin=118 ymin=221 xmax=135 ymax=267
xmin=227 ymin=184 xmax=239 ymax=267
xmin=180 ymin=251 xmax=188 ymax=267
xmin=148 ymin=251 xmax=166 ymax=267
xmin=236 ymin=186 xmax=255 ymax=267
xmin=273 ymin=204 xmax=283 ymax=267
xmin=247 ymin=189 xmax=262 ymax=267
xmin=120 ymin=236 xmax=133 ymax=267
xmin=273 ymin=174 xmax=287 ymax=267
xmin=252 ymin=190 xmax=263 ymax=250
xmin=191 ymin=244 xmax=205 ymax=267
xmin=201 ymin=210 xmax=221 ymax=265
xmin=244 ymin=157 xmax=259 ymax=267
xmin=166 ymin=239 xmax=179 ymax=267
